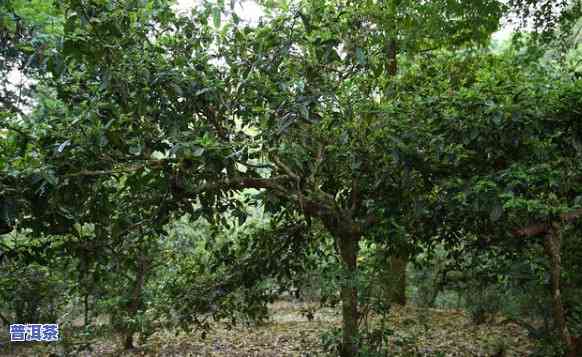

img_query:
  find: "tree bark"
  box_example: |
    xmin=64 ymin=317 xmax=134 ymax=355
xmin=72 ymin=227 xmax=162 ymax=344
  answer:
xmin=384 ymin=27 xmax=406 ymax=306
xmin=0 ymin=311 xmax=10 ymax=325
xmin=543 ymin=226 xmax=575 ymax=356
xmin=389 ymin=254 xmax=408 ymax=305
xmin=123 ymin=251 xmax=148 ymax=350
xmin=337 ymin=233 xmax=359 ymax=357
xmin=574 ymin=336 xmax=582 ymax=356
xmin=84 ymin=294 xmax=89 ymax=327
xmin=385 ymin=38 xmax=397 ymax=76
xmin=123 ymin=329 xmax=135 ymax=350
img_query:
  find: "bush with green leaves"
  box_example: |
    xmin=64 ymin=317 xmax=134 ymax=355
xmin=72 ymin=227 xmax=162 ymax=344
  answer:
xmin=1 ymin=0 xmax=581 ymax=356
xmin=148 ymin=207 xmax=321 ymax=334
xmin=408 ymin=245 xmax=451 ymax=308
xmin=0 ymin=234 xmax=71 ymax=325
xmin=0 ymin=261 xmax=65 ymax=324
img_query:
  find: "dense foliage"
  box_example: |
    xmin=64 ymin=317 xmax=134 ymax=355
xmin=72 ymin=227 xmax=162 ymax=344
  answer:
xmin=1 ymin=0 xmax=582 ymax=356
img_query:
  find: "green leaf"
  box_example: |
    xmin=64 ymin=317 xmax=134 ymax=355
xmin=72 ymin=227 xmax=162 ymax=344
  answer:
xmin=192 ymin=146 xmax=205 ymax=157
xmin=489 ymin=203 xmax=503 ymax=222
xmin=298 ymin=104 xmax=309 ymax=120
xmin=212 ymin=7 xmax=221 ymax=28
xmin=73 ymin=223 xmax=83 ymax=235
xmin=355 ymin=48 xmax=366 ymax=65
xmin=172 ymin=83 xmax=183 ymax=96
xmin=129 ymin=144 xmax=142 ymax=155
xmin=196 ymin=88 xmax=211 ymax=96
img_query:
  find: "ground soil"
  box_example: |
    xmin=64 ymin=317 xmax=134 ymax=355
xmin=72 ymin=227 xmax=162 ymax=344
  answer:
xmin=0 ymin=301 xmax=536 ymax=356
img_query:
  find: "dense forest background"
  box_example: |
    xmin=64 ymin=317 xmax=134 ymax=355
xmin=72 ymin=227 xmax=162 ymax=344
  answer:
xmin=1 ymin=0 xmax=582 ymax=356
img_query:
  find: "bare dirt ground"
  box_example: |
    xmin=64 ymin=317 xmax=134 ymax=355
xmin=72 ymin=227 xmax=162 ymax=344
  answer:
xmin=1 ymin=301 xmax=536 ymax=356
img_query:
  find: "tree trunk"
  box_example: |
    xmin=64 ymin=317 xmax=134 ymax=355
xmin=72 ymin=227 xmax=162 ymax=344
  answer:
xmin=385 ymin=38 xmax=397 ymax=76
xmin=389 ymin=255 xmax=408 ymax=305
xmin=337 ymin=233 xmax=359 ymax=357
xmin=543 ymin=226 xmax=575 ymax=356
xmin=84 ymin=294 xmax=90 ymax=327
xmin=122 ymin=251 xmax=148 ymax=350
xmin=574 ymin=336 xmax=582 ymax=357
xmin=384 ymin=33 xmax=407 ymax=307
xmin=123 ymin=331 xmax=134 ymax=350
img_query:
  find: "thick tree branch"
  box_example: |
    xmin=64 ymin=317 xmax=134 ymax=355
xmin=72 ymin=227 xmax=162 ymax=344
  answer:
xmin=270 ymin=154 xmax=315 ymax=214
xmin=233 ymin=159 xmax=273 ymax=170
xmin=65 ymin=168 xmax=144 ymax=177
xmin=512 ymin=209 xmax=582 ymax=238
xmin=364 ymin=214 xmax=379 ymax=226
xmin=191 ymin=176 xmax=292 ymax=195
xmin=271 ymin=155 xmax=300 ymax=181
xmin=64 ymin=160 xmax=169 ymax=177
xmin=350 ymin=177 xmax=359 ymax=213
xmin=205 ymin=105 xmax=228 ymax=141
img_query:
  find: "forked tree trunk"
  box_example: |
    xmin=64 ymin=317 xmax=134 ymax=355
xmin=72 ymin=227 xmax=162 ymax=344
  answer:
xmin=543 ymin=226 xmax=575 ymax=356
xmin=337 ymin=233 xmax=359 ymax=357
